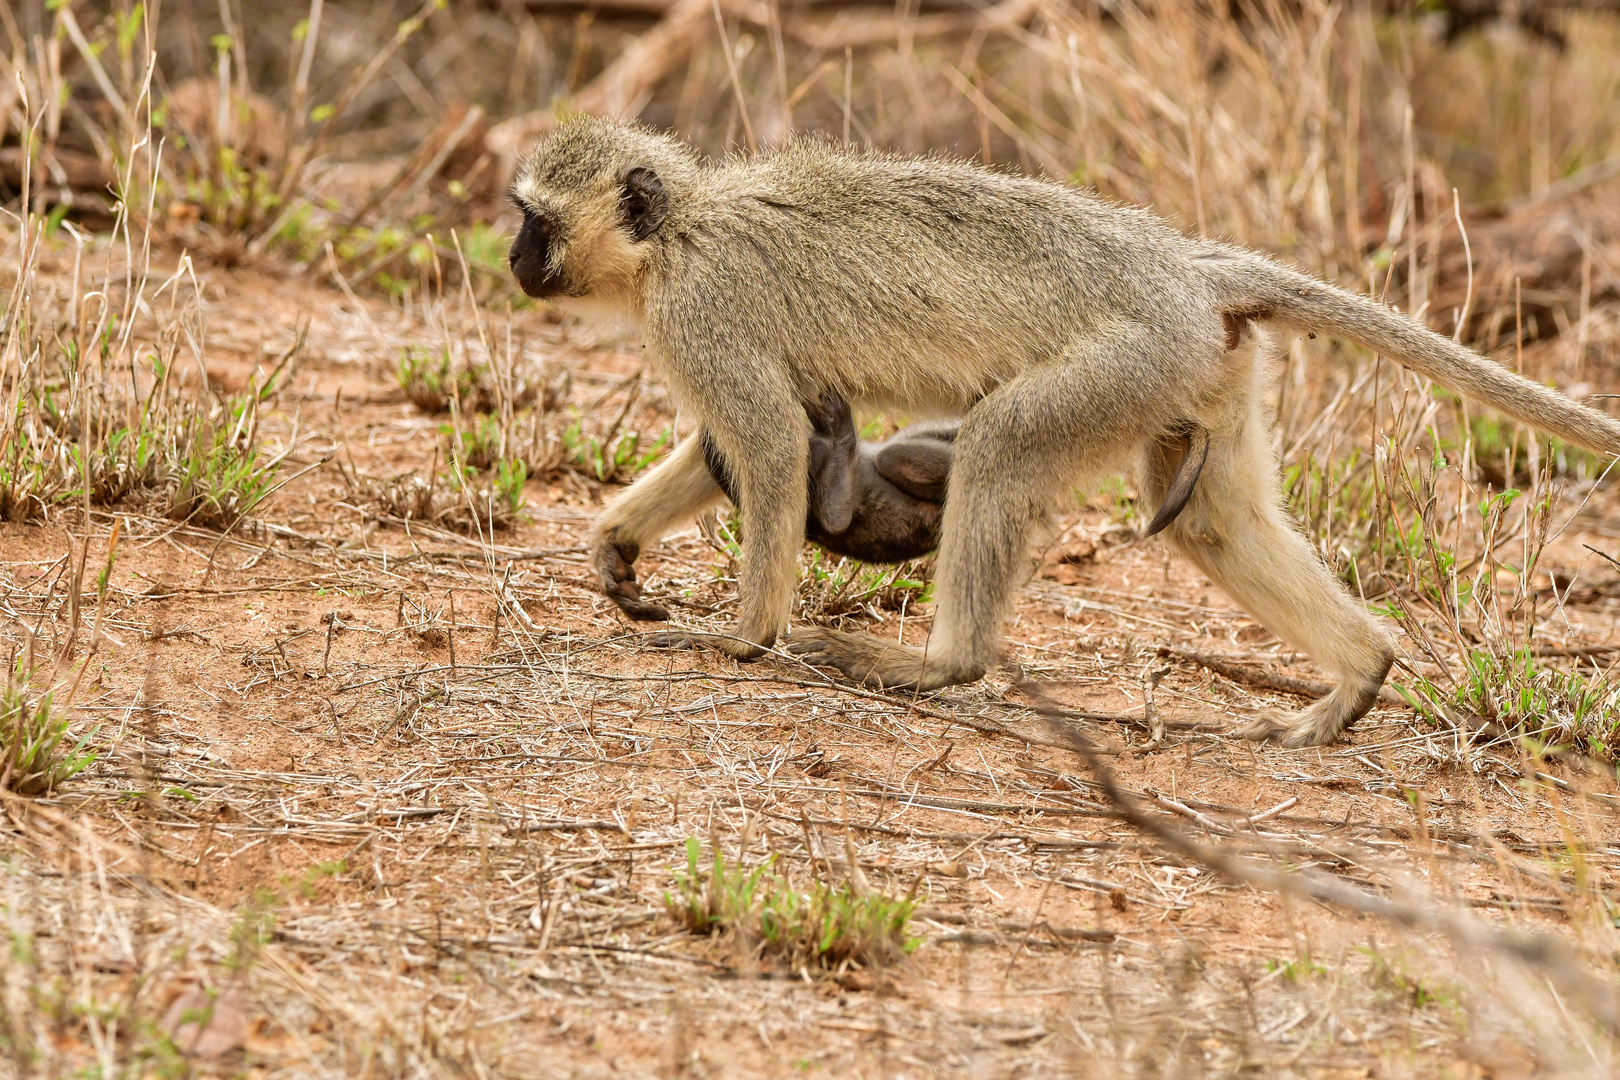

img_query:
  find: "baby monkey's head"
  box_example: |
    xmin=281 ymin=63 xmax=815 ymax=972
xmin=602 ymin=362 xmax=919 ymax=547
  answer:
xmin=507 ymin=117 xmax=697 ymax=303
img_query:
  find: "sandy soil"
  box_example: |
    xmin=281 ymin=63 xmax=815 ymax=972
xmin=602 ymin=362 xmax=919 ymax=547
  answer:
xmin=2 ymin=257 xmax=1618 ymax=1080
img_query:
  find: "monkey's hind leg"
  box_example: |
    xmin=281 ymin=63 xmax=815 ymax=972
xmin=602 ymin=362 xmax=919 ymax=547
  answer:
xmin=1160 ymin=404 xmax=1394 ymax=747
xmin=788 ymin=323 xmax=1182 ymax=691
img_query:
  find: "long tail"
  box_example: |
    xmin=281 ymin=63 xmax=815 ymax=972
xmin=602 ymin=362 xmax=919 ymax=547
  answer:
xmin=1197 ymin=248 xmax=1620 ymax=457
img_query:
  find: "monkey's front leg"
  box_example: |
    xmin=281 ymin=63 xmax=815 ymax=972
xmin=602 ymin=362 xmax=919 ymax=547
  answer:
xmin=666 ymin=413 xmax=808 ymax=658
xmin=591 ymin=435 xmax=726 ymax=622
xmin=783 ymin=399 xmax=1026 ymax=690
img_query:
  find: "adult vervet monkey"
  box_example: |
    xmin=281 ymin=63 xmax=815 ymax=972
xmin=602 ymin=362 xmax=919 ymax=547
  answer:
xmin=507 ymin=117 xmax=1620 ymax=747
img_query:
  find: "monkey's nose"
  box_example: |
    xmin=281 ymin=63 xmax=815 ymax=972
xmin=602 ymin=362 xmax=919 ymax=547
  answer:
xmin=508 ymin=213 xmax=564 ymax=297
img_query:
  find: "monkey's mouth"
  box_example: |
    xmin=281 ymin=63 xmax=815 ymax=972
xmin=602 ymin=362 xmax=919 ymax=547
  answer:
xmin=512 ymin=269 xmax=565 ymax=298
xmin=508 ymin=250 xmax=565 ymax=298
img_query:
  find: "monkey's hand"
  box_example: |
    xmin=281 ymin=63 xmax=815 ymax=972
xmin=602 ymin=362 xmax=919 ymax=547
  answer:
xmin=785 ymin=627 xmax=972 ymax=691
xmin=594 ymin=529 xmax=670 ymax=621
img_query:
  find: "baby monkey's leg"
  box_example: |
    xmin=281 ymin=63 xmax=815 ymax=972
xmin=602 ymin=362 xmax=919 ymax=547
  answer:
xmin=873 ymin=423 xmax=956 ymax=503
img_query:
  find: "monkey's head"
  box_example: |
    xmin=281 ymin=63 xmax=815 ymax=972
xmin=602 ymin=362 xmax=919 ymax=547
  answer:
xmin=507 ymin=117 xmax=697 ymax=306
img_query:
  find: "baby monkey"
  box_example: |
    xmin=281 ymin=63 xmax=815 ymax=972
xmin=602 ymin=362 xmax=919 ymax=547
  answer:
xmin=708 ymin=394 xmax=956 ymax=564
xmin=603 ymin=395 xmax=1208 ymax=620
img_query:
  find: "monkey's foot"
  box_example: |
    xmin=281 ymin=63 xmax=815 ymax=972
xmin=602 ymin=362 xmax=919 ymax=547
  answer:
xmin=594 ymin=530 xmax=670 ymax=621
xmin=784 ymin=627 xmax=980 ymax=691
xmin=1238 ymin=657 xmax=1390 ymax=748
xmin=1239 ymin=701 xmax=1353 ymax=748
xmin=642 ymin=629 xmax=769 ymax=661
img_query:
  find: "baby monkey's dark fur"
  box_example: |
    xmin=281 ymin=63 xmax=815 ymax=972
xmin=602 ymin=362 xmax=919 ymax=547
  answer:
xmin=706 ymin=394 xmax=954 ymax=564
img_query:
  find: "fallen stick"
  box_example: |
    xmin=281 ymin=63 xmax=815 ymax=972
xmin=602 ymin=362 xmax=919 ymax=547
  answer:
xmin=486 ymin=0 xmax=715 ymax=180
xmin=1147 ymin=790 xmax=1231 ymax=835
xmin=1245 ymin=795 xmax=1298 ymax=825
xmin=506 ymin=818 xmax=630 ymax=834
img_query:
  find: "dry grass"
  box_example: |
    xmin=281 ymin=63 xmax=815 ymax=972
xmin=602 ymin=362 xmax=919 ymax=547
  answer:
xmin=0 ymin=1 xmax=1618 ymax=1077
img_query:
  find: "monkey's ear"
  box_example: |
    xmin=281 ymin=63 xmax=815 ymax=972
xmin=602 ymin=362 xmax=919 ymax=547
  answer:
xmin=620 ymin=167 xmax=668 ymax=241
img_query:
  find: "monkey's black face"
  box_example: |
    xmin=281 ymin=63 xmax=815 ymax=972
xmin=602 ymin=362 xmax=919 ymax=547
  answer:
xmin=507 ymin=210 xmax=563 ymax=298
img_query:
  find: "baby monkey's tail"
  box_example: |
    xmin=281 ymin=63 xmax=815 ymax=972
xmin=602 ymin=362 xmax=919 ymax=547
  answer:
xmin=1198 ymin=249 xmax=1620 ymax=457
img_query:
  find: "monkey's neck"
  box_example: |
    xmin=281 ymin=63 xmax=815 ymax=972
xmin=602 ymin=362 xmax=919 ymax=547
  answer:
xmin=552 ymin=293 xmax=644 ymax=338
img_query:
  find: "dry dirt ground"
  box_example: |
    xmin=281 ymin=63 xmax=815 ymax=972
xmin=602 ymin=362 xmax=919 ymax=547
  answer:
xmin=3 ymin=258 xmax=1619 ymax=1079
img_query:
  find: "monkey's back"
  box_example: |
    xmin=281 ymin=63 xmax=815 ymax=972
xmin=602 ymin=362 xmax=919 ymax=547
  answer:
xmin=643 ymin=145 xmax=1219 ymax=414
